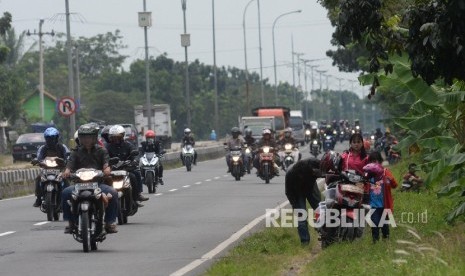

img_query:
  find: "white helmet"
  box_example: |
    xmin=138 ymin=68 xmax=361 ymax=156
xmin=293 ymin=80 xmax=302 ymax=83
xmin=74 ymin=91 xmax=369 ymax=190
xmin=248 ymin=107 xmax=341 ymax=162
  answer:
xmin=109 ymin=125 xmax=125 ymax=136
xmin=262 ymin=128 xmax=271 ymax=135
xmin=184 ymin=128 xmax=191 ymax=135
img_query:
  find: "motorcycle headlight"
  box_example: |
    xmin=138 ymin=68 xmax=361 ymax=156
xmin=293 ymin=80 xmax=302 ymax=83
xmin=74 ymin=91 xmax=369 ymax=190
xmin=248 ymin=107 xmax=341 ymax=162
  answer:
xmin=150 ymin=157 xmax=158 ymax=165
xmin=326 ymin=136 xmax=331 ymax=140
xmin=341 ymin=131 xmax=344 ymax=135
xmin=371 ymin=135 xmax=375 ymax=140
xmin=263 ymin=146 xmax=270 ymax=153
xmin=76 ymin=170 xmax=98 ymax=181
xmin=245 ymin=148 xmax=251 ymax=154
xmin=312 ymin=140 xmax=318 ymax=145
xmin=112 ymin=180 xmax=124 ymax=190
xmin=47 ymin=175 xmax=56 ymax=181
xmin=305 ymin=130 xmax=310 ymax=135
xmin=284 ymin=144 xmax=293 ymax=150
xmin=232 ymin=156 xmax=240 ymax=162
xmin=356 ymin=126 xmax=360 ymax=130
xmin=333 ymin=130 xmax=337 ymax=135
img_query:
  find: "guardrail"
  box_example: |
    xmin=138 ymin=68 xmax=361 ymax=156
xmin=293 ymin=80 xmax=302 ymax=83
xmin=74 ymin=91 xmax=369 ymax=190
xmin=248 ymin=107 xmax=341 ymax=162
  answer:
xmin=0 ymin=142 xmax=225 ymax=200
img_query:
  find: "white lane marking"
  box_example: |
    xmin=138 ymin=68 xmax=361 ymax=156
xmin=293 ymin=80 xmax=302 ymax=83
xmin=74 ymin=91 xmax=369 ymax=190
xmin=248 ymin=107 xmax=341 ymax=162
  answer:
xmin=155 ymin=193 xmax=163 ymax=196
xmin=168 ymin=189 xmax=178 ymax=192
xmin=214 ymin=177 xmax=220 ymax=180
xmin=170 ymin=200 xmax=290 ymax=276
xmin=205 ymin=179 xmax=212 ymax=182
xmin=182 ymin=185 xmax=190 ymax=188
xmin=223 ymin=174 xmax=229 ymax=177
xmin=0 ymin=195 xmax=34 ymax=202
xmin=0 ymin=231 xmax=16 ymax=237
xmin=34 ymin=221 xmax=50 ymax=226
xmin=195 ymin=182 xmax=202 ymax=185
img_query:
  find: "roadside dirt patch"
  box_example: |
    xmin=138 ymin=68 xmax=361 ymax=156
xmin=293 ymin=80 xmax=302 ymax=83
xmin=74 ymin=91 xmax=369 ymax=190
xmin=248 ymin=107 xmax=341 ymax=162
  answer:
xmin=281 ymin=244 xmax=322 ymax=276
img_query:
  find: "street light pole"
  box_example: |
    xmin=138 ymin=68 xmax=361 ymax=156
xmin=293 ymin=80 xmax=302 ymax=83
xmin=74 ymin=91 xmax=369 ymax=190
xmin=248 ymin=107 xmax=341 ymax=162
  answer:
xmin=272 ymin=9 xmax=301 ymax=106
xmin=181 ymin=0 xmax=191 ymax=128
xmin=212 ymin=0 xmax=219 ymax=134
xmin=65 ymin=0 xmax=75 ymax=139
xmin=243 ymin=0 xmax=255 ymax=114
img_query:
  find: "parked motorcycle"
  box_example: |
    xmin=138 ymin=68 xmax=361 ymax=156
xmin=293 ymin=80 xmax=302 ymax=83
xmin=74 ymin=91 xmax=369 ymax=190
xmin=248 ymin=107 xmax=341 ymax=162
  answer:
xmin=314 ymin=170 xmax=368 ymax=248
xmin=310 ymin=139 xmax=320 ymax=158
xmin=109 ymin=151 xmax=139 ymax=225
xmin=32 ymin=156 xmax=66 ymax=221
xmin=140 ymin=151 xmax=163 ymax=194
xmin=181 ymin=144 xmax=195 ymax=171
xmin=68 ymin=168 xmax=107 ymax=252
xmin=257 ymin=146 xmax=277 ymax=184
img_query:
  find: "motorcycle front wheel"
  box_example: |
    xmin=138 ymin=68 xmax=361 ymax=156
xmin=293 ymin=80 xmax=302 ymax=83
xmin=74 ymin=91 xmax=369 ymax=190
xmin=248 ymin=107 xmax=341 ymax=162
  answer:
xmin=45 ymin=192 xmax=54 ymax=221
xmin=80 ymin=211 xmax=91 ymax=252
xmin=146 ymin=173 xmax=155 ymax=194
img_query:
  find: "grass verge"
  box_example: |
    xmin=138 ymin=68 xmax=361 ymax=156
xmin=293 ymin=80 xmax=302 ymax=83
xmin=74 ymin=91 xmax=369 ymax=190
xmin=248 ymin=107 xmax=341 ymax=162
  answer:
xmin=204 ymin=158 xmax=465 ymax=275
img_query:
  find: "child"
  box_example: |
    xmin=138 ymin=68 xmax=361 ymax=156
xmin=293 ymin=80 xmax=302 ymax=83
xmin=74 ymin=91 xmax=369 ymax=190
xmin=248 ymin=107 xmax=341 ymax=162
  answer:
xmin=363 ymin=151 xmax=398 ymax=243
xmin=402 ymin=163 xmax=424 ymax=192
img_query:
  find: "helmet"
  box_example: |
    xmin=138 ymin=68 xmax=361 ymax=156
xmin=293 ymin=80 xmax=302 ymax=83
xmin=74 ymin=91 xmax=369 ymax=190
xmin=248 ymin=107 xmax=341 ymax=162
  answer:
xmin=262 ymin=128 xmax=271 ymax=135
xmin=109 ymin=125 xmax=125 ymax=144
xmin=231 ymin=127 xmax=240 ymax=138
xmin=44 ymin=127 xmax=59 ymax=147
xmin=184 ymin=128 xmax=191 ymax=136
xmin=145 ymin=130 xmax=155 ymax=139
xmin=284 ymin=127 xmax=292 ymax=138
xmin=363 ymin=163 xmax=384 ymax=180
xmin=100 ymin=125 xmax=112 ymax=143
xmin=74 ymin=130 xmax=80 ymax=146
xmin=320 ymin=151 xmax=341 ymax=173
xmin=78 ymin=123 xmax=100 ymax=136
xmin=244 ymin=128 xmax=252 ymax=137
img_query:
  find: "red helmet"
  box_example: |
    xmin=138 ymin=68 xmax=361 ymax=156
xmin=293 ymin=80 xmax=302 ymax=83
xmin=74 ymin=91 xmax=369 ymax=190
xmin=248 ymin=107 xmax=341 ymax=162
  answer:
xmin=320 ymin=151 xmax=341 ymax=173
xmin=145 ymin=130 xmax=155 ymax=139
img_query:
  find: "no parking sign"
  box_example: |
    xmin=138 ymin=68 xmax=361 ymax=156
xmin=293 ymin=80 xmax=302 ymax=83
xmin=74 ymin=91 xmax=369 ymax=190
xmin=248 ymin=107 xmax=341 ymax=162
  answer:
xmin=57 ymin=97 xmax=78 ymax=117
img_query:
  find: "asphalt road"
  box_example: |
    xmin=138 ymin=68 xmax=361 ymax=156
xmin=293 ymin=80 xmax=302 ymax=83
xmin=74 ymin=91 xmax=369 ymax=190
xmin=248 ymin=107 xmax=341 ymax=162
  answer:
xmin=0 ymin=141 xmax=348 ymax=276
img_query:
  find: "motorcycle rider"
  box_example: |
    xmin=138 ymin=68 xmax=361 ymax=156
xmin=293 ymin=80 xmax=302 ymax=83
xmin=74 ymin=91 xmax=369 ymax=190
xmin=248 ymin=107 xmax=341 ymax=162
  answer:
xmin=180 ymin=128 xmax=197 ymax=165
xmin=225 ymin=127 xmax=246 ymax=173
xmin=140 ymin=129 xmax=166 ymax=185
xmin=285 ymin=157 xmax=322 ymax=245
xmin=32 ymin=127 xmax=70 ymax=207
xmin=106 ymin=125 xmax=149 ymax=202
xmin=310 ymin=125 xmax=322 ymax=152
xmin=243 ymin=128 xmax=256 ymax=149
xmin=100 ymin=125 xmax=112 ymax=147
xmin=62 ymin=123 xmax=119 ymax=234
xmin=253 ymin=128 xmax=280 ymax=176
xmin=277 ymin=127 xmax=301 ymax=167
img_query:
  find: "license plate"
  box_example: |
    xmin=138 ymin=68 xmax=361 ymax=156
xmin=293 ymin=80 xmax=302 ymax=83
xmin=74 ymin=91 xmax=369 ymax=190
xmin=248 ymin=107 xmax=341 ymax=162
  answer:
xmin=75 ymin=182 xmax=98 ymax=190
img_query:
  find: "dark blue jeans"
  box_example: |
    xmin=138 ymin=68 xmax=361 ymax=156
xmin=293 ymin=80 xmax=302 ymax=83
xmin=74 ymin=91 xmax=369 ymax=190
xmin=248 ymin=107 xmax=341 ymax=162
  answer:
xmin=61 ymin=184 xmax=118 ymax=224
xmin=371 ymin=208 xmax=390 ymax=241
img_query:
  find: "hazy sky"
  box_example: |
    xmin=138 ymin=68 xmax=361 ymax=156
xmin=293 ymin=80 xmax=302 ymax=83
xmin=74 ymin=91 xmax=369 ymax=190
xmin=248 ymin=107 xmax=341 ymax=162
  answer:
xmin=1 ymin=0 xmax=364 ymax=97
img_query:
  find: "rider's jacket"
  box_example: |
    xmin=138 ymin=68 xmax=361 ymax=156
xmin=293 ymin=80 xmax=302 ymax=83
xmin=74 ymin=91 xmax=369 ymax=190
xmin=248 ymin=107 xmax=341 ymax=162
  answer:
xmin=37 ymin=143 xmax=70 ymax=161
xmin=181 ymin=135 xmax=195 ymax=147
xmin=106 ymin=141 xmax=137 ymax=162
xmin=66 ymin=145 xmax=109 ymax=171
xmin=225 ymin=137 xmax=245 ymax=149
xmin=140 ymin=140 xmax=163 ymax=154
xmin=244 ymin=136 xmax=256 ymax=148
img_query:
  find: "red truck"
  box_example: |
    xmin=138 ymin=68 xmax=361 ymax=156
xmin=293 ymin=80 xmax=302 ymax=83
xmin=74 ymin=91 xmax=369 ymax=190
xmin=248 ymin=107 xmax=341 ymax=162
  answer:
xmin=251 ymin=106 xmax=290 ymax=135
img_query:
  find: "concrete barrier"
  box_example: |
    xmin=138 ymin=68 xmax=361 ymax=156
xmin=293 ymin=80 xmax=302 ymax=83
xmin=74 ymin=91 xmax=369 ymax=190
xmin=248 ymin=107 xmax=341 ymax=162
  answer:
xmin=0 ymin=143 xmax=225 ymax=200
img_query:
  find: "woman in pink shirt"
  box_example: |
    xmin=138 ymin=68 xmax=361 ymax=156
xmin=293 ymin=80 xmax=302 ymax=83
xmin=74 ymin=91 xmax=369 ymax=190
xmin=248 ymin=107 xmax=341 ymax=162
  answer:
xmin=340 ymin=133 xmax=368 ymax=175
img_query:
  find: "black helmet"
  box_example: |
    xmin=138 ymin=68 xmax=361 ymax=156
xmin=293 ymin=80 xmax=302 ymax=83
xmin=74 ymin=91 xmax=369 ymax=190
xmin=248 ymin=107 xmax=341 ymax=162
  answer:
xmin=101 ymin=125 xmax=112 ymax=143
xmin=78 ymin=123 xmax=100 ymax=137
xmin=245 ymin=128 xmax=252 ymax=136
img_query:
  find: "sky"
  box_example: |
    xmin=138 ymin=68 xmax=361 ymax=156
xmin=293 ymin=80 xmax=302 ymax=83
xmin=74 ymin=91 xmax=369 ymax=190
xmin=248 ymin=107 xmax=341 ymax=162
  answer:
xmin=0 ymin=0 xmax=365 ymax=98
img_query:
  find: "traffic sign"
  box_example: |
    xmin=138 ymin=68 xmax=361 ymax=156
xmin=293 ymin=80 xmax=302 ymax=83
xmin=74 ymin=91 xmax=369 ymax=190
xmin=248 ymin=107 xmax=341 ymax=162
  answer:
xmin=57 ymin=96 xmax=77 ymax=117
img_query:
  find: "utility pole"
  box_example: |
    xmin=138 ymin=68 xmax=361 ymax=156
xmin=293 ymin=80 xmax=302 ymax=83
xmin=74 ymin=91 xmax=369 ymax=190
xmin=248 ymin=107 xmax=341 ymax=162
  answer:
xmin=335 ymin=77 xmax=344 ymax=120
xmin=291 ymin=35 xmax=296 ymax=109
xmin=257 ymin=0 xmax=264 ymax=105
xmin=212 ymin=0 xmax=219 ymax=134
xmin=181 ymin=0 xmax=191 ymax=128
xmin=27 ymin=19 xmax=54 ymax=122
xmin=74 ymin=45 xmax=81 ymax=108
xmin=65 ymin=0 xmax=75 ymax=139
xmin=140 ymin=0 xmax=152 ymax=131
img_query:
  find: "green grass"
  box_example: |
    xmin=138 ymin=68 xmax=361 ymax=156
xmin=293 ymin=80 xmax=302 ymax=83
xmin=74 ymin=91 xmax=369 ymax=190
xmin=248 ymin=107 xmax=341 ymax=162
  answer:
xmin=204 ymin=158 xmax=465 ymax=275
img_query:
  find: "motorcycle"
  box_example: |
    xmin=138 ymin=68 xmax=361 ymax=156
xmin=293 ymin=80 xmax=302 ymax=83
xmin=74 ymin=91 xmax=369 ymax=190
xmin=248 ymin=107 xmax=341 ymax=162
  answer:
xmin=228 ymin=146 xmax=245 ymax=181
xmin=181 ymin=144 xmax=195 ymax=171
xmin=323 ymin=135 xmax=335 ymax=152
xmin=109 ymin=151 xmax=140 ymax=225
xmin=310 ymin=139 xmax=320 ymax=158
xmin=32 ymin=156 xmax=66 ymax=221
xmin=244 ymin=145 xmax=254 ymax=174
xmin=339 ymin=130 xmax=345 ymax=143
xmin=68 ymin=168 xmax=107 ymax=252
xmin=140 ymin=151 xmax=164 ymax=194
xmin=257 ymin=146 xmax=277 ymax=184
xmin=280 ymin=143 xmax=298 ymax=172
xmin=314 ymin=170 xmax=368 ymax=248
xmin=304 ymin=129 xmax=311 ymax=144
